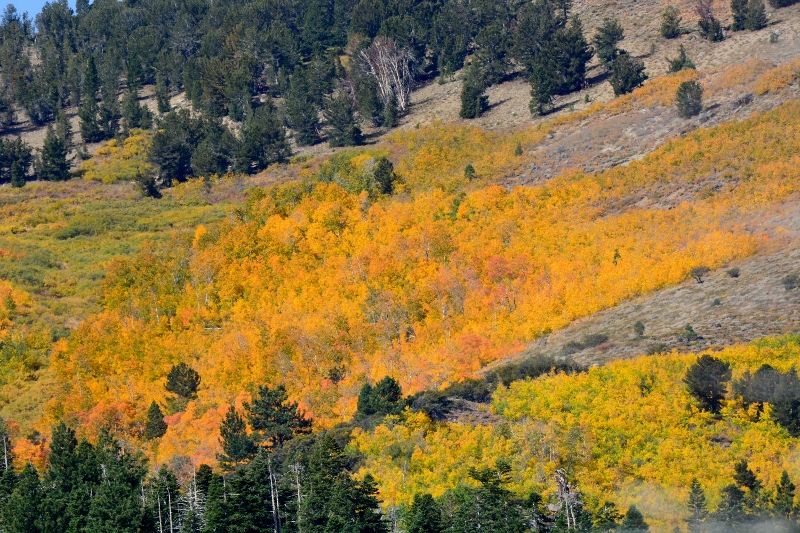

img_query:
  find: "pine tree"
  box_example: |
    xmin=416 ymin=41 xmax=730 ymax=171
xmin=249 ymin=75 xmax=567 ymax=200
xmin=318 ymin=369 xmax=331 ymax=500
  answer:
xmin=472 ymin=22 xmax=510 ymax=86
xmin=218 ymin=405 xmax=256 ymax=469
xmin=731 ymin=0 xmax=749 ymax=30
xmin=145 ymin=401 xmax=168 ymax=440
xmin=244 ymin=383 xmax=311 ymax=449
xmin=676 ymin=80 xmax=704 ymax=118
xmin=684 ymin=355 xmax=730 ymax=413
xmin=529 ymin=64 xmax=556 ymax=115
xmin=4 ymin=464 xmax=40 ymax=533
xmin=594 ymin=501 xmax=622 ymax=531
xmin=165 ymin=362 xmax=201 ymax=399
xmin=668 ymin=44 xmax=696 ymax=72
xmin=775 ymin=470 xmax=796 ymax=520
xmin=373 ymin=156 xmax=396 ymax=195
xmin=383 ymin=93 xmax=399 ymax=128
xmin=660 ymin=6 xmax=682 ymax=38
xmin=37 ymin=125 xmax=70 ymax=181
xmin=460 ymin=67 xmax=488 ymax=119
xmin=609 ymin=52 xmax=647 ymax=96
xmin=236 ymin=105 xmax=290 ymax=174
xmin=619 ymin=504 xmax=649 ymax=532
xmin=745 ymin=0 xmax=767 ymax=30
xmin=771 ymin=369 xmax=800 ymax=436
xmin=324 ymin=92 xmax=362 ymax=148
xmin=594 ymin=17 xmax=625 ymax=68
xmin=407 ymin=493 xmax=444 ymax=533
xmin=714 ymin=484 xmax=746 ymax=526
xmin=356 ymin=75 xmax=384 ymax=127
xmin=357 ymin=376 xmax=403 ymax=418
xmin=550 ymin=15 xmax=594 ymax=94
xmin=155 ymin=73 xmax=170 ymax=114
xmin=733 ymin=460 xmax=761 ymax=492
xmin=126 ymin=53 xmax=144 ymax=92
xmin=97 ymin=96 xmax=120 ymax=140
xmin=687 ymin=478 xmax=708 ymax=533
xmin=79 ymin=56 xmax=102 ymax=143
xmin=285 ymin=69 xmax=320 ymax=146
xmin=55 ymin=108 xmax=72 ymax=149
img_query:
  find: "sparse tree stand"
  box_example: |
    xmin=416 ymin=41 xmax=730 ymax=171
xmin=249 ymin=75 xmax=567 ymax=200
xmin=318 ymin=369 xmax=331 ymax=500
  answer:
xmin=37 ymin=126 xmax=70 ymax=182
xmin=660 ymin=5 xmax=683 ymax=38
xmin=676 ymin=80 xmax=704 ymax=118
xmin=609 ymin=52 xmax=647 ymax=96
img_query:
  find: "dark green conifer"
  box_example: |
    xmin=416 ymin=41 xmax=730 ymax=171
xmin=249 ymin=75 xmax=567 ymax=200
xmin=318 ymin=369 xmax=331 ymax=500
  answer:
xmin=373 ymin=156 xmax=396 ymax=195
xmin=144 ymin=401 xmax=167 ymax=440
xmin=668 ymin=44 xmax=696 ymax=72
xmin=243 ymin=383 xmax=311 ymax=449
xmin=687 ymin=478 xmax=708 ymax=533
xmin=407 ymin=493 xmax=444 ymax=533
xmin=619 ymin=504 xmax=649 ymax=532
xmin=236 ymin=105 xmax=290 ymax=174
xmin=660 ymin=6 xmax=682 ymax=38
xmin=775 ymin=470 xmax=796 ymax=519
xmin=609 ymin=52 xmax=647 ymax=96
xmin=165 ymin=362 xmax=201 ymax=399
xmin=745 ymin=0 xmax=768 ymax=30
xmin=593 ymin=17 xmax=625 ymax=68
xmin=285 ymin=69 xmax=320 ymax=146
xmin=37 ymin=125 xmax=70 ymax=181
xmin=460 ymin=67 xmax=488 ymax=119
xmin=731 ymin=0 xmax=749 ymax=30
xmin=529 ymin=64 xmax=556 ymax=115
xmin=155 ymin=73 xmax=170 ymax=114
xmin=218 ymin=405 xmax=256 ymax=469
xmin=324 ymin=92 xmax=362 ymax=148
xmin=3 ymin=464 xmax=40 ymax=533
xmin=771 ymin=369 xmax=800 ymax=436
xmin=676 ymin=80 xmax=704 ymax=118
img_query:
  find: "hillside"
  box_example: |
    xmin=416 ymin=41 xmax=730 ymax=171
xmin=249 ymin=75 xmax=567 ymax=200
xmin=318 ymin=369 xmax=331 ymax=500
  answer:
xmin=0 ymin=0 xmax=800 ymax=530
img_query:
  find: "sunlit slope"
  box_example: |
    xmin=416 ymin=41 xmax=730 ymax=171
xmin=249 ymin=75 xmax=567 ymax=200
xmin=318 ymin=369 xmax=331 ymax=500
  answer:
xmin=353 ymin=335 xmax=800 ymax=532
xmin=34 ymin=98 xmax=800 ymax=467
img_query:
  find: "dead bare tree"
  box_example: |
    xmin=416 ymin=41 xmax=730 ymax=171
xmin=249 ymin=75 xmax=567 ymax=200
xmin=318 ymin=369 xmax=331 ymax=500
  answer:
xmin=553 ymin=469 xmax=582 ymax=529
xmin=358 ymin=37 xmax=414 ymax=113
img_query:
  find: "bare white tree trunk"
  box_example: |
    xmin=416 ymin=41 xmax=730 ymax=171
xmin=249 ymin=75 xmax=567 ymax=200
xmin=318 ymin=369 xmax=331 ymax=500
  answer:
xmin=359 ymin=37 xmax=414 ymax=112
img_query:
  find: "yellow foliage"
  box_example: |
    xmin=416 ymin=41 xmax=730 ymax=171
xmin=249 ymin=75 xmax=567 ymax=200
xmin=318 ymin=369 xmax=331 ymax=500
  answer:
xmin=80 ymin=129 xmax=153 ymax=184
xmin=353 ymin=336 xmax=800 ymax=532
xmin=751 ymin=58 xmax=800 ymax=95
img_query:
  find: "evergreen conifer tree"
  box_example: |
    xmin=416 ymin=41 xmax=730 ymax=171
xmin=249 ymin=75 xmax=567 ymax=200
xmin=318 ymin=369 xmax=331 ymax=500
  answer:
xmin=731 ymin=0 xmax=749 ymax=30
xmin=594 ymin=501 xmax=622 ymax=531
xmin=356 ymin=75 xmax=384 ymax=127
xmin=324 ymin=92 xmax=362 ymax=147
xmin=357 ymin=376 xmax=403 ymax=418
xmin=218 ymin=406 xmax=256 ymax=469
xmin=243 ymin=383 xmax=311 ymax=449
xmin=460 ymin=68 xmax=488 ymax=119
xmin=237 ymin=105 xmax=290 ymax=174
xmin=472 ymin=22 xmax=510 ymax=86
xmin=551 ymin=15 xmax=594 ymax=94
xmin=529 ymin=64 xmax=556 ymax=115
xmin=3 ymin=464 xmax=40 ymax=533
xmin=775 ymin=470 xmax=796 ymax=520
xmin=383 ymin=93 xmax=399 ymax=128
xmin=609 ymin=52 xmax=647 ymax=96
xmin=684 ymin=354 xmax=730 ymax=412
xmin=407 ymin=493 xmax=444 ymax=533
xmin=620 ymin=504 xmax=649 ymax=532
xmin=676 ymin=80 xmax=704 ymax=118
xmin=745 ymin=0 xmax=767 ymax=30
xmin=37 ymin=125 xmax=70 ymax=181
xmin=772 ymin=369 xmax=800 ymax=436
xmin=166 ymin=362 xmax=201 ymax=399
xmin=155 ymin=73 xmax=170 ymax=114
xmin=97 ymin=96 xmax=120 ymax=140
xmin=714 ymin=484 xmax=746 ymax=526
xmin=668 ymin=44 xmax=696 ymax=72
xmin=660 ymin=6 xmax=682 ymax=38
xmin=373 ymin=156 xmax=396 ymax=195
xmin=687 ymin=478 xmax=708 ymax=533
xmin=145 ymin=401 xmax=168 ymax=440
xmin=285 ymin=70 xmax=320 ymax=146
xmin=593 ymin=17 xmax=625 ymax=68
